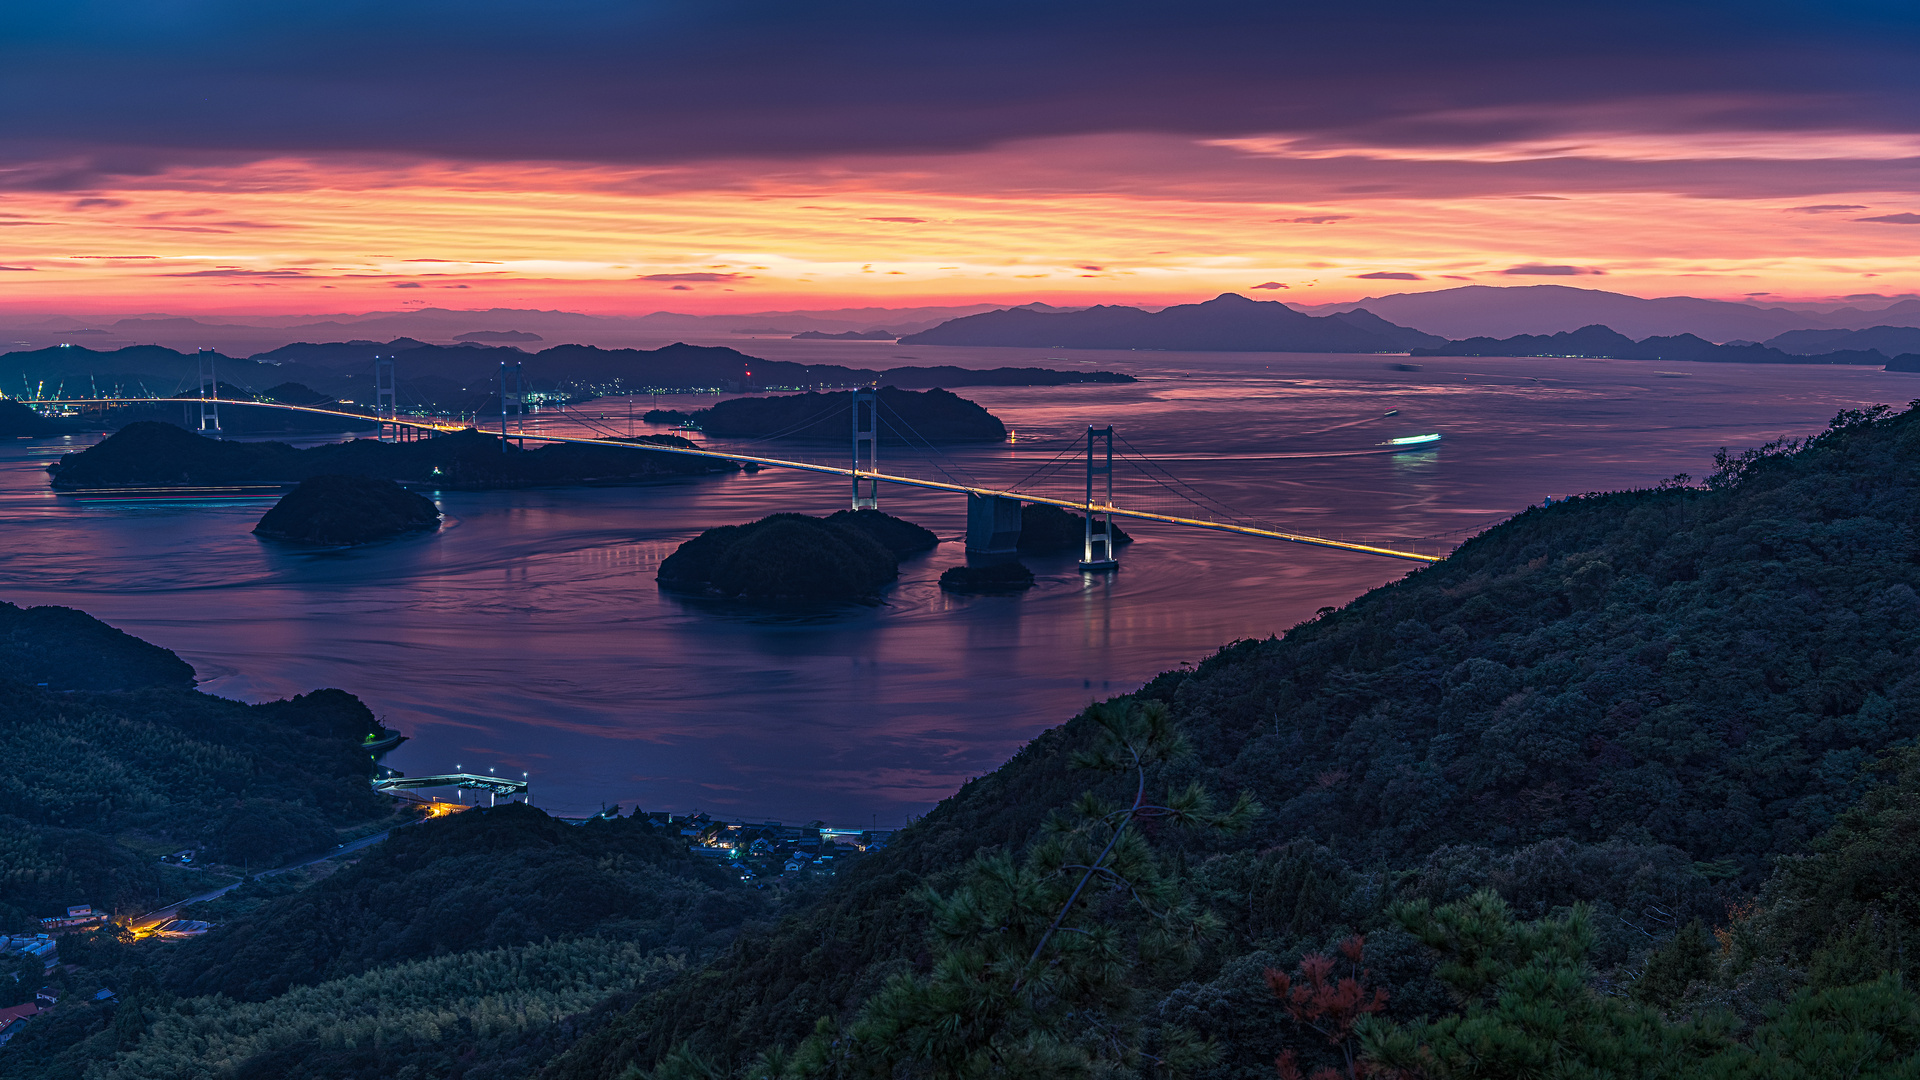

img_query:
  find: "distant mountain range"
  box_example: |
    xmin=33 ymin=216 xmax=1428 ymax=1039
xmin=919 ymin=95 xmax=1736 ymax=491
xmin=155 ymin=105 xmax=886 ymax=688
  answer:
xmin=1408 ymin=324 xmax=1906 ymax=367
xmin=899 ymin=293 xmax=1445 ymax=352
xmin=1291 ymin=284 xmax=1920 ymax=342
xmin=1761 ymin=325 xmax=1920 ymax=356
xmin=12 ymin=287 xmax=1920 ymax=362
xmin=0 ymin=340 xmax=1133 ymax=415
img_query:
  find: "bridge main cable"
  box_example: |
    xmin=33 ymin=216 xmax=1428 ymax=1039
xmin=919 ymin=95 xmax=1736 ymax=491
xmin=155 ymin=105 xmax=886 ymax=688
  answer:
xmin=22 ymin=396 xmax=1444 ymax=563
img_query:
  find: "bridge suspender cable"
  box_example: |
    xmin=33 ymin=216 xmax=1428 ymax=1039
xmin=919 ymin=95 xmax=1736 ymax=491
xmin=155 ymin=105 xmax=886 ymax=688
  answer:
xmin=19 ymin=396 xmax=1444 ymax=563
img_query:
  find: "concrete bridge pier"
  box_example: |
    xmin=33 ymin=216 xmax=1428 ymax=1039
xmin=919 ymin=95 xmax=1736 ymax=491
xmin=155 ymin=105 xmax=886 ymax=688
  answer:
xmin=966 ymin=493 xmax=1022 ymax=557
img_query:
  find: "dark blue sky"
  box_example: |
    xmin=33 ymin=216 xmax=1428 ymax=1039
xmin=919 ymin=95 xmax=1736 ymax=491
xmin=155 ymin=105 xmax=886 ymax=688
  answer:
xmin=4 ymin=0 xmax=1918 ymax=175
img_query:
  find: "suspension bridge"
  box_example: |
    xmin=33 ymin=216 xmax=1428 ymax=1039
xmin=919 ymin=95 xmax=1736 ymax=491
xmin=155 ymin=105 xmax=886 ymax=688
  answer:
xmin=22 ymin=363 xmax=1447 ymax=564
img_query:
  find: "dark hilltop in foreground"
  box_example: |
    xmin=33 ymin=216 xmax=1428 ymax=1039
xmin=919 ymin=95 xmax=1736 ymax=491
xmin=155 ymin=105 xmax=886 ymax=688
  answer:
xmin=20 ymin=407 xmax=1920 ymax=1078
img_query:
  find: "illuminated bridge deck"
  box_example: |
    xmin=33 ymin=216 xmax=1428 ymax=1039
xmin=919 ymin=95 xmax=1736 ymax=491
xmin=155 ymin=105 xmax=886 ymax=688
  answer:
xmin=23 ymin=396 xmax=1445 ymax=564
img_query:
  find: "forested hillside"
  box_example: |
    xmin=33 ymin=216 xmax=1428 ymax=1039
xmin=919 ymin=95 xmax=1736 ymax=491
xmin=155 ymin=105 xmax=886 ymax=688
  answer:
xmin=549 ymin=404 xmax=1920 ymax=1079
xmin=0 ymin=606 xmax=396 ymax=926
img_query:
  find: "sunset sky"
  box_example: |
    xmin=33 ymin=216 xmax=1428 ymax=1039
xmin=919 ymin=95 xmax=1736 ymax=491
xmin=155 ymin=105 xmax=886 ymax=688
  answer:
xmin=3 ymin=1 xmax=1918 ymax=315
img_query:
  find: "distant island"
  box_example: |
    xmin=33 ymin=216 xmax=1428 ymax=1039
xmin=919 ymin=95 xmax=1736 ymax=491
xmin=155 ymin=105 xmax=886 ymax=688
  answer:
xmin=48 ymin=421 xmax=734 ymax=490
xmin=656 ymin=387 xmax=1007 ymax=442
xmin=1409 ymin=324 xmax=1897 ymax=365
xmin=898 ymin=293 xmax=1445 ymax=353
xmin=254 ymin=474 xmax=442 ymax=546
xmin=792 ymin=330 xmax=896 ymax=341
xmin=658 ymin=511 xmax=937 ymax=601
xmin=454 ymin=330 xmax=543 ymax=342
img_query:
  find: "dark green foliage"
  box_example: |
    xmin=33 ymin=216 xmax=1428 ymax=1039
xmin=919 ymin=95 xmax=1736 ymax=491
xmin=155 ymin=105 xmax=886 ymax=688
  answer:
xmin=0 ymin=601 xmax=196 ymax=691
xmin=1017 ymin=503 xmax=1133 ymax=553
xmin=1722 ymin=747 xmax=1920 ymax=994
xmin=1171 ymin=404 xmax=1920 ymax=868
xmin=47 ymin=421 xmax=731 ymax=489
xmin=938 ymin=561 xmax=1036 ymax=593
xmin=0 ymin=949 xmax=42 ymax=1007
xmin=684 ymin=387 xmax=1006 ymax=442
xmin=775 ymin=701 xmax=1255 ymax=1079
xmin=253 ymin=473 xmax=441 ymax=545
xmin=0 ymin=666 xmax=389 ymax=921
xmin=824 ymin=509 xmax=941 ymax=556
xmin=658 ymin=513 xmax=900 ymax=600
xmin=161 ymin=803 xmax=763 ymax=1002
xmin=1635 ymin=920 xmax=1716 ymax=1007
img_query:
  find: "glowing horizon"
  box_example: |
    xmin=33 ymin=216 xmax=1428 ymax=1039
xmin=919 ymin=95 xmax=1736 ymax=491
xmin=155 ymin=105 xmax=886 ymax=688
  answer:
xmin=2 ymin=130 xmax=1917 ymax=318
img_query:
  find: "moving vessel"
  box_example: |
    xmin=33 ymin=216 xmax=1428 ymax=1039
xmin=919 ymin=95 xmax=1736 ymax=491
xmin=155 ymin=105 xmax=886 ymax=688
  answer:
xmin=1380 ymin=433 xmax=1442 ymax=451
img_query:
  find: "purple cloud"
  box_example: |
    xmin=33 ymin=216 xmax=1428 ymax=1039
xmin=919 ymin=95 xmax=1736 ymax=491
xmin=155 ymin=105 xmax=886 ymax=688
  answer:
xmin=1787 ymin=204 xmax=1867 ymax=213
xmin=163 ymin=268 xmax=314 ymax=278
xmin=1251 ymin=281 xmax=1288 ymax=289
xmin=1354 ymin=271 xmax=1423 ymax=280
xmin=1280 ymin=215 xmax=1352 ymax=225
xmin=1857 ymin=213 xmax=1920 ymax=224
xmin=1501 ymin=264 xmax=1606 ymax=276
xmin=639 ymin=272 xmax=752 ymax=282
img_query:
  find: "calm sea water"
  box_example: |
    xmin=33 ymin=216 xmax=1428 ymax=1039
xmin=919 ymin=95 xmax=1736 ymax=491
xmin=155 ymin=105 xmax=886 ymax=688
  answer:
xmin=0 ymin=343 xmax=1905 ymax=824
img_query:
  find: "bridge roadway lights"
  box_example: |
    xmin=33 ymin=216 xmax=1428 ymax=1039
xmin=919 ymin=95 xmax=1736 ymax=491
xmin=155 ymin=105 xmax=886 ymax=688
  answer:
xmin=965 ymin=493 xmax=1022 ymax=556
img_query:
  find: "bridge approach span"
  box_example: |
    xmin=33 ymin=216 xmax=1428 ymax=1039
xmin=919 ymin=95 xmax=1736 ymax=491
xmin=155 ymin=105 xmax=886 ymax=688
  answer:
xmin=23 ymin=396 xmax=1444 ymax=563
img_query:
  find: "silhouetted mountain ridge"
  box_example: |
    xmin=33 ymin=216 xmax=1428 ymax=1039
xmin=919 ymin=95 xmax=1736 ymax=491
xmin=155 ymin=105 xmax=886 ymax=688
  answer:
xmin=1412 ymin=324 xmax=1893 ymax=365
xmin=900 ymin=293 xmax=1444 ymax=352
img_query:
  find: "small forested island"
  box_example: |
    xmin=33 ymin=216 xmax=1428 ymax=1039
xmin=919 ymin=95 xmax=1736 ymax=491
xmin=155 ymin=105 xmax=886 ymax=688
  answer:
xmin=253 ymin=474 xmax=442 ymax=545
xmin=657 ymin=510 xmax=936 ymax=601
xmin=1015 ymin=501 xmax=1133 ymax=552
xmin=938 ymin=561 xmax=1035 ymax=593
xmin=46 ymin=420 xmax=732 ymax=490
xmin=791 ymin=329 xmax=895 ymax=340
xmin=655 ymin=387 xmax=1007 ymax=442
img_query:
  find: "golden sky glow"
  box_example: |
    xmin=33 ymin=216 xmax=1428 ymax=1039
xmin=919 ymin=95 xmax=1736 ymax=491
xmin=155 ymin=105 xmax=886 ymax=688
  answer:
xmin=3 ymin=133 xmax=1917 ymax=315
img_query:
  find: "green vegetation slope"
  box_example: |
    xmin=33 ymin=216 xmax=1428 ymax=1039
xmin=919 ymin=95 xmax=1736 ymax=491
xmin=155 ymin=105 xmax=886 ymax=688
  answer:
xmin=549 ymin=404 xmax=1920 ymax=1079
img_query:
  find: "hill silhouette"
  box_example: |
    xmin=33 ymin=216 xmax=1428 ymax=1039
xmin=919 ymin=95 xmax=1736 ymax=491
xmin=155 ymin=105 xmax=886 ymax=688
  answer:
xmin=678 ymin=387 xmax=1006 ymax=442
xmin=901 ymin=293 xmax=1441 ymax=352
xmin=1296 ymin=284 xmax=1920 ymax=340
xmin=1412 ymin=323 xmax=1891 ymax=364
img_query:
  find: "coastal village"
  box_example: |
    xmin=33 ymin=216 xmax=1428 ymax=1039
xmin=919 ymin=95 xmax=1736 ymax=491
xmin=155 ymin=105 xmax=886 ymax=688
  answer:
xmin=0 ymin=802 xmax=894 ymax=1047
